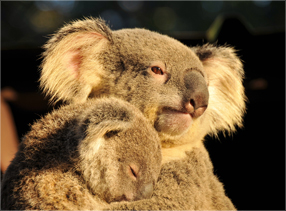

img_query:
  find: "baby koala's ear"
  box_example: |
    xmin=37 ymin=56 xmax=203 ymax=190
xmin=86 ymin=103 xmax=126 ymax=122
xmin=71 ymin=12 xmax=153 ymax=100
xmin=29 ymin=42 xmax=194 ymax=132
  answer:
xmin=191 ymin=44 xmax=246 ymax=136
xmin=78 ymin=119 xmax=131 ymax=156
xmin=88 ymin=120 xmax=131 ymax=141
xmin=40 ymin=17 xmax=113 ymax=104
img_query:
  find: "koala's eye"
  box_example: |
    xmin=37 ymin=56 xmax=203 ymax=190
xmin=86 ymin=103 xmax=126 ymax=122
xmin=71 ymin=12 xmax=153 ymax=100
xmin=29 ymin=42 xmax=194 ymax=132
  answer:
xmin=151 ymin=66 xmax=164 ymax=75
xmin=104 ymin=130 xmax=120 ymax=139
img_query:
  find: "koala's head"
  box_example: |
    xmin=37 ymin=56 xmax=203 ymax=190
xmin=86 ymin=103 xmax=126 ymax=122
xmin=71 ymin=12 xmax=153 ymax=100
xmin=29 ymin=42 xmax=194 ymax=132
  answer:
xmin=77 ymin=98 xmax=161 ymax=203
xmin=41 ymin=17 xmax=246 ymax=145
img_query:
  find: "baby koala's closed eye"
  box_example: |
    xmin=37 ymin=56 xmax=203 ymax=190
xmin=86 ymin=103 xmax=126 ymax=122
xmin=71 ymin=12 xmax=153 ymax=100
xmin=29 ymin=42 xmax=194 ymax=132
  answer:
xmin=1 ymin=97 xmax=162 ymax=210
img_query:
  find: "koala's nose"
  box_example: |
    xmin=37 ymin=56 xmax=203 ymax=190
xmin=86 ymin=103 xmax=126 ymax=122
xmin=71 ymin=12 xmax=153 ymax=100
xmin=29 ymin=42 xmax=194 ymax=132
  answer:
xmin=136 ymin=182 xmax=153 ymax=200
xmin=186 ymin=93 xmax=208 ymax=118
xmin=184 ymin=70 xmax=209 ymax=118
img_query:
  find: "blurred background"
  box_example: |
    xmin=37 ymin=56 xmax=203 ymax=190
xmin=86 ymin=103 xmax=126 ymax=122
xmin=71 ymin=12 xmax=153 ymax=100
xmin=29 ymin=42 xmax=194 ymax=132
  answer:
xmin=1 ymin=1 xmax=285 ymax=210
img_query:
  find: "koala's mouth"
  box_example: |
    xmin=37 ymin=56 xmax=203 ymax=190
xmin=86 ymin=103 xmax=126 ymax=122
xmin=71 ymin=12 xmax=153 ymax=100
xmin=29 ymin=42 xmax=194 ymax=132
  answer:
xmin=155 ymin=108 xmax=193 ymax=136
xmin=165 ymin=107 xmax=194 ymax=117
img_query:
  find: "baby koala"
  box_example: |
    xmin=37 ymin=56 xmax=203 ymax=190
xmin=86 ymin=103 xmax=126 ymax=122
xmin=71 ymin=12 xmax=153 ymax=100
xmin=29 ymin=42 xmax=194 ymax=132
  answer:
xmin=1 ymin=97 xmax=162 ymax=210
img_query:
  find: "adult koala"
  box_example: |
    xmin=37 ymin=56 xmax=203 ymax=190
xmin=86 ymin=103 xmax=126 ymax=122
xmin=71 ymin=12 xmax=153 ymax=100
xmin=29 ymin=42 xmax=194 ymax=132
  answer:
xmin=39 ymin=17 xmax=246 ymax=210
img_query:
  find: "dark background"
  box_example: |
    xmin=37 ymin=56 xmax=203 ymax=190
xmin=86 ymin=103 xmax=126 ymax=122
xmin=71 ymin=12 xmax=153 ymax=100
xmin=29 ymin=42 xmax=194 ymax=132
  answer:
xmin=1 ymin=1 xmax=285 ymax=210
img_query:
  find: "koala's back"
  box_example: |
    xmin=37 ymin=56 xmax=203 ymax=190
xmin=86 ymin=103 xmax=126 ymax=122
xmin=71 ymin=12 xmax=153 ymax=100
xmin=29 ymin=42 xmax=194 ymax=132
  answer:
xmin=1 ymin=97 xmax=156 ymax=210
xmin=1 ymin=101 xmax=99 ymax=209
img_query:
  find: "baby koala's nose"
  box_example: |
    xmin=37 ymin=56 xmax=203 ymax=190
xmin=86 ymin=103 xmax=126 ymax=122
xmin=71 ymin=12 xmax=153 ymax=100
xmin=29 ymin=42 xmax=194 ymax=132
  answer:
xmin=138 ymin=182 xmax=154 ymax=200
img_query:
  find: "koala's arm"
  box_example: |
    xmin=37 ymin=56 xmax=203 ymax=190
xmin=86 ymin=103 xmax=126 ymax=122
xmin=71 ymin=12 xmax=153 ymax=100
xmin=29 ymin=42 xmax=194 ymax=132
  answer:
xmin=108 ymin=146 xmax=236 ymax=210
xmin=3 ymin=169 xmax=106 ymax=210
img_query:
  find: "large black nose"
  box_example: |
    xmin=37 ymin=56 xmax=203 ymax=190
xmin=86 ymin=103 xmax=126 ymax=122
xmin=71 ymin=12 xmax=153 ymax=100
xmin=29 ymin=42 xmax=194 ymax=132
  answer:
xmin=184 ymin=70 xmax=209 ymax=118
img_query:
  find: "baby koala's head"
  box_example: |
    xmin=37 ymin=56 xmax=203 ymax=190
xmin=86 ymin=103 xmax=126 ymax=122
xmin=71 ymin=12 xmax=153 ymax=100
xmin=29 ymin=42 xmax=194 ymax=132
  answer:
xmin=77 ymin=97 xmax=162 ymax=203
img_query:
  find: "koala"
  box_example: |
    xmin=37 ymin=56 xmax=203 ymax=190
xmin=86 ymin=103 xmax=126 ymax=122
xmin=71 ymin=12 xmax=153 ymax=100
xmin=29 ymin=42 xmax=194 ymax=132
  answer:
xmin=38 ymin=17 xmax=246 ymax=209
xmin=1 ymin=97 xmax=162 ymax=210
xmin=40 ymin=17 xmax=246 ymax=163
xmin=108 ymin=146 xmax=236 ymax=210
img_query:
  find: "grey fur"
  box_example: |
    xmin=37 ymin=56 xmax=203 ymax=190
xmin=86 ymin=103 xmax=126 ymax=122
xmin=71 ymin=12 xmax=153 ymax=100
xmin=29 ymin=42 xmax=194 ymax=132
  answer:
xmin=1 ymin=98 xmax=162 ymax=210
xmin=109 ymin=146 xmax=236 ymax=210
xmin=37 ymin=17 xmax=246 ymax=210
xmin=40 ymin=17 xmax=246 ymax=142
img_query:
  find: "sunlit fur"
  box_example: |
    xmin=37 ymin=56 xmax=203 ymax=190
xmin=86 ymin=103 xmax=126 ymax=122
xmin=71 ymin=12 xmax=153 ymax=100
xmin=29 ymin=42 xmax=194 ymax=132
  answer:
xmin=192 ymin=44 xmax=246 ymax=136
xmin=40 ymin=18 xmax=246 ymax=158
xmin=40 ymin=18 xmax=112 ymax=104
xmin=38 ymin=17 xmax=246 ymax=210
xmin=1 ymin=98 xmax=161 ymax=210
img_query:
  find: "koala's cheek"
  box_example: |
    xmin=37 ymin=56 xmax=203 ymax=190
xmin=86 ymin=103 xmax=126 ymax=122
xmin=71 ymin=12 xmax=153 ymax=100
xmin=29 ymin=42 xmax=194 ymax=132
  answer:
xmin=155 ymin=111 xmax=193 ymax=136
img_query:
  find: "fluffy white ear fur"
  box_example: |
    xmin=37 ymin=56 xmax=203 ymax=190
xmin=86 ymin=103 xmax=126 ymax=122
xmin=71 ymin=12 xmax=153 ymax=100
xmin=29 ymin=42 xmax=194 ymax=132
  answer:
xmin=40 ymin=18 xmax=111 ymax=104
xmin=192 ymin=44 xmax=246 ymax=137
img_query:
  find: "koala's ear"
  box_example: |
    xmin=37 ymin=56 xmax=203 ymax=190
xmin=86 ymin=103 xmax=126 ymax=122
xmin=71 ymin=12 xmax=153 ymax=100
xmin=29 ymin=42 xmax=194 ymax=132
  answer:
xmin=192 ymin=44 xmax=246 ymax=136
xmin=88 ymin=120 xmax=131 ymax=140
xmin=40 ymin=17 xmax=113 ymax=104
xmin=78 ymin=119 xmax=131 ymax=155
